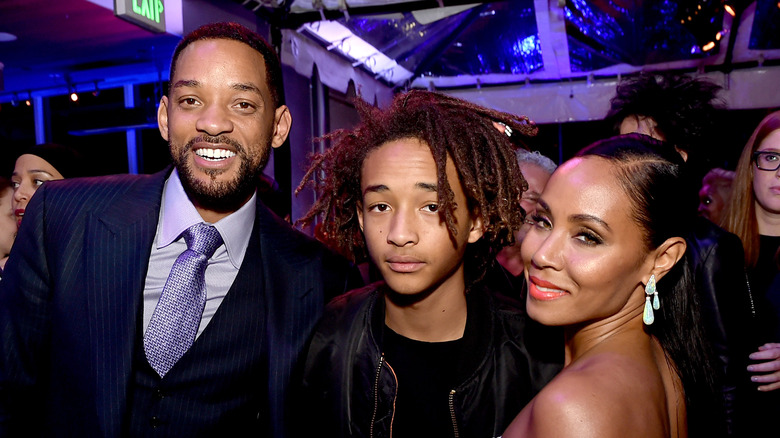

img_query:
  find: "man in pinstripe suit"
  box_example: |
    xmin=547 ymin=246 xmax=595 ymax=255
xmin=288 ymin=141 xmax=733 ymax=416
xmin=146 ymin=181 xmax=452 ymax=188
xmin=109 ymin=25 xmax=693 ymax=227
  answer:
xmin=0 ymin=22 xmax=359 ymax=437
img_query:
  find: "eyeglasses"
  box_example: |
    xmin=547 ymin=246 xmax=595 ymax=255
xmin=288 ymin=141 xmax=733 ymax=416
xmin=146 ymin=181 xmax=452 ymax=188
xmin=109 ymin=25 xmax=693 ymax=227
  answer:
xmin=753 ymin=151 xmax=780 ymax=171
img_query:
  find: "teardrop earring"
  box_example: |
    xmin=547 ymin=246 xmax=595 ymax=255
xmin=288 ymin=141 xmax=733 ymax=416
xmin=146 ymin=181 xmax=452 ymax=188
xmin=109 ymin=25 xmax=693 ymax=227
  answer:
xmin=643 ymin=274 xmax=657 ymax=325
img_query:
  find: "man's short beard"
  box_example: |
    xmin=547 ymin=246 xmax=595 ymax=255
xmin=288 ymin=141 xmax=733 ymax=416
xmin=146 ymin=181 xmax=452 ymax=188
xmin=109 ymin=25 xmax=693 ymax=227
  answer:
xmin=173 ymin=135 xmax=271 ymax=213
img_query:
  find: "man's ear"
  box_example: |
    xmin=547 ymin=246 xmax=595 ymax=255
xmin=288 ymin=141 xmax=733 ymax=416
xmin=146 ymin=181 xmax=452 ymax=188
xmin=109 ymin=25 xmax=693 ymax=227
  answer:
xmin=644 ymin=236 xmax=687 ymax=284
xmin=157 ymin=96 xmax=169 ymax=141
xmin=271 ymin=105 xmax=292 ymax=149
xmin=467 ymin=213 xmax=484 ymax=244
xmin=356 ymin=202 xmax=364 ymax=233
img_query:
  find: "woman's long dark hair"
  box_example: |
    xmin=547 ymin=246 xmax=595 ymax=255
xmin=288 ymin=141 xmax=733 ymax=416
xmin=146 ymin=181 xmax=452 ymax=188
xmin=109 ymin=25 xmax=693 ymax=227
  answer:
xmin=577 ymin=134 xmax=720 ymax=437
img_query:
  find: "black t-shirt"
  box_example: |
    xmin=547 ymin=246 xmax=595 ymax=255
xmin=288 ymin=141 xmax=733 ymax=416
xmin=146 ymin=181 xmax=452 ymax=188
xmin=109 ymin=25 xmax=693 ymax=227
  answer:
xmin=382 ymin=325 xmax=465 ymax=438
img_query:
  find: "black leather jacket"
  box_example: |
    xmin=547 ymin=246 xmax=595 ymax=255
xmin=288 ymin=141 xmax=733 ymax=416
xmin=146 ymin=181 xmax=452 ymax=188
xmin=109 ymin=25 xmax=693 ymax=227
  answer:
xmin=688 ymin=217 xmax=759 ymax=436
xmin=298 ymin=283 xmax=562 ymax=438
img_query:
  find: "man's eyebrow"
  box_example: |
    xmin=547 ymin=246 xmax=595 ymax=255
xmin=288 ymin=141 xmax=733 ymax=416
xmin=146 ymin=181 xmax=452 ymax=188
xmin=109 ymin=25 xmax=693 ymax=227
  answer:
xmin=363 ymin=184 xmax=388 ymax=196
xmin=171 ymin=79 xmax=199 ymax=90
xmin=231 ymin=82 xmax=262 ymax=95
xmin=416 ymin=182 xmax=437 ymax=192
xmin=363 ymin=182 xmax=437 ymax=196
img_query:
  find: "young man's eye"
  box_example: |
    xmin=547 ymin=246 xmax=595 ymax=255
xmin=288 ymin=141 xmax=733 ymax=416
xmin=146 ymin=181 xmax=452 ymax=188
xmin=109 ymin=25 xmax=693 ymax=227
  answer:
xmin=422 ymin=204 xmax=439 ymax=213
xmin=236 ymin=101 xmax=255 ymax=110
xmin=368 ymin=203 xmax=390 ymax=212
xmin=180 ymin=97 xmax=198 ymax=106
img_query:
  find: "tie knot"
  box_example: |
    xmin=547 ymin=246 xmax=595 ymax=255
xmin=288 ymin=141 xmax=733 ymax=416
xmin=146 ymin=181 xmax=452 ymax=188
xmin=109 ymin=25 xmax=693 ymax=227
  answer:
xmin=182 ymin=223 xmax=223 ymax=258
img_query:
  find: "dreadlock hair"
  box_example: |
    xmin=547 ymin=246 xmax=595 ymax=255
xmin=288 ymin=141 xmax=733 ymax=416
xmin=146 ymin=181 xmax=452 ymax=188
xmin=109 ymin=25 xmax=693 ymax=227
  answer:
xmin=296 ymin=90 xmax=538 ymax=285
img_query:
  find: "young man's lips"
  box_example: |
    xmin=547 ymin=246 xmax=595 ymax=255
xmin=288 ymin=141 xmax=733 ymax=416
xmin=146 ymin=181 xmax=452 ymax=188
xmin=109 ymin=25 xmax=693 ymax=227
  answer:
xmin=528 ymin=276 xmax=568 ymax=301
xmin=386 ymin=257 xmax=425 ymax=273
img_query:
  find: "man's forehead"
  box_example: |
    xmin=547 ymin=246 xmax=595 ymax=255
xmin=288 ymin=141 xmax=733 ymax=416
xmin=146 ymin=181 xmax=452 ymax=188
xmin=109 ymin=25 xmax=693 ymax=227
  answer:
xmin=174 ymin=39 xmax=266 ymax=74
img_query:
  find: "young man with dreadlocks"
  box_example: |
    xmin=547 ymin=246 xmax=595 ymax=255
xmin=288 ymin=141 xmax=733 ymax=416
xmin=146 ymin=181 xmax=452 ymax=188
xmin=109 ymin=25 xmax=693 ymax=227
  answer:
xmin=295 ymin=90 xmax=562 ymax=438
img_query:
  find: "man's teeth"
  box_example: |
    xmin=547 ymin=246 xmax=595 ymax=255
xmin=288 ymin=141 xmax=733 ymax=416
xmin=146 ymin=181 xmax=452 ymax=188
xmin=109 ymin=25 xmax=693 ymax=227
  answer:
xmin=195 ymin=148 xmax=236 ymax=160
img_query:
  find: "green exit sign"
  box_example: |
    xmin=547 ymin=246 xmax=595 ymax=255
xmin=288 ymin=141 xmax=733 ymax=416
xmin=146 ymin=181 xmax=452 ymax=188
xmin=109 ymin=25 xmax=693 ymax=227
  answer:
xmin=115 ymin=0 xmax=166 ymax=33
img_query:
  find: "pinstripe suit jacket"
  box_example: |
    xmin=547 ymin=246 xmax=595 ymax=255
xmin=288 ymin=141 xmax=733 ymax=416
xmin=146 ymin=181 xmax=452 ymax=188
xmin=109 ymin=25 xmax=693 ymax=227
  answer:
xmin=0 ymin=169 xmax=358 ymax=437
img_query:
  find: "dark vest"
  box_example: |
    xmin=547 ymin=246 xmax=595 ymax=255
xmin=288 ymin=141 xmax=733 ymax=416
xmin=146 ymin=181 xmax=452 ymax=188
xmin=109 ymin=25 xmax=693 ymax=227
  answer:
xmin=127 ymin=232 xmax=268 ymax=437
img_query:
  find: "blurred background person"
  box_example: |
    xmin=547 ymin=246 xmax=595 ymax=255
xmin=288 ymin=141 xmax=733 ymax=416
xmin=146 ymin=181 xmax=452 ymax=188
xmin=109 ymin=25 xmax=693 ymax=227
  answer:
xmin=606 ymin=72 xmax=754 ymax=436
xmin=606 ymin=72 xmax=722 ymax=178
xmin=496 ymin=149 xmax=557 ymax=277
xmin=11 ymin=143 xmax=81 ymax=228
xmin=699 ymin=167 xmax=735 ymax=225
xmin=0 ymin=177 xmax=16 ymax=275
xmin=720 ymin=110 xmax=780 ymax=435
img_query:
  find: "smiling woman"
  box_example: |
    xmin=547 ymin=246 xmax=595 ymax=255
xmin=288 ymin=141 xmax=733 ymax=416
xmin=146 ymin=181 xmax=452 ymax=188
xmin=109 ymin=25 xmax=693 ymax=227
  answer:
xmin=502 ymin=134 xmax=721 ymax=438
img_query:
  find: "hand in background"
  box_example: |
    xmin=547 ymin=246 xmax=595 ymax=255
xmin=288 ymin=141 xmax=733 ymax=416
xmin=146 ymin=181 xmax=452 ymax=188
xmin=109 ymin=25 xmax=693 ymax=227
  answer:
xmin=748 ymin=343 xmax=780 ymax=391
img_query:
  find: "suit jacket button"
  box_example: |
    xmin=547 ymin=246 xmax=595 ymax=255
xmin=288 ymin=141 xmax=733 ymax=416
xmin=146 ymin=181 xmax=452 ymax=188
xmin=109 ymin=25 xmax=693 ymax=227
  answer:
xmin=156 ymin=389 xmax=165 ymax=399
xmin=150 ymin=416 xmax=161 ymax=428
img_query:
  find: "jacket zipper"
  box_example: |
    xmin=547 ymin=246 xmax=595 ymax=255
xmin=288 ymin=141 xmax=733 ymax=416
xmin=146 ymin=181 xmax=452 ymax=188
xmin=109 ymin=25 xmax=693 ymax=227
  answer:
xmin=370 ymin=355 xmax=384 ymax=438
xmin=373 ymin=354 xmax=457 ymax=437
xmin=449 ymin=389 xmax=459 ymax=437
xmin=371 ymin=354 xmax=398 ymax=438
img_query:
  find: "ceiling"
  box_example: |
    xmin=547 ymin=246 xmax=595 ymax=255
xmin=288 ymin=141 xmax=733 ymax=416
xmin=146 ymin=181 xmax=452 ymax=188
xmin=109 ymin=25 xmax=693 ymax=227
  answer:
xmin=238 ymin=0 xmax=780 ymax=90
xmin=0 ymin=0 xmax=778 ymax=105
xmin=0 ymin=0 xmax=180 ymax=102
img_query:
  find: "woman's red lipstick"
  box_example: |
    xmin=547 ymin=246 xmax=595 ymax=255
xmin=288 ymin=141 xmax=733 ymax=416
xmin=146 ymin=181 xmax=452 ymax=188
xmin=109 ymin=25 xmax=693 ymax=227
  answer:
xmin=14 ymin=209 xmax=24 ymax=227
xmin=528 ymin=276 xmax=567 ymax=301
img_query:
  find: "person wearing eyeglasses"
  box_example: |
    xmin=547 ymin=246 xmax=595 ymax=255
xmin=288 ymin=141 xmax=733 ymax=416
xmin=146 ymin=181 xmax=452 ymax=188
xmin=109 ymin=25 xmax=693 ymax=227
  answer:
xmin=720 ymin=109 xmax=780 ymax=435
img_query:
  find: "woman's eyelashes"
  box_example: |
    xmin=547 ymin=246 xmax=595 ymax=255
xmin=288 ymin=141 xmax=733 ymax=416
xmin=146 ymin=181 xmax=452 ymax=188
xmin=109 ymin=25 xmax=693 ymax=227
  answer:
xmin=574 ymin=228 xmax=604 ymax=246
xmin=529 ymin=213 xmax=551 ymax=230
xmin=528 ymin=213 xmax=604 ymax=246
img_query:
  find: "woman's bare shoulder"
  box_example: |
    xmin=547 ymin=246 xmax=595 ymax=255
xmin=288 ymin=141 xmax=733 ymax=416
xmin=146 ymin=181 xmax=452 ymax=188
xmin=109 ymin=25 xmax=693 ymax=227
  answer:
xmin=512 ymin=353 xmax=664 ymax=438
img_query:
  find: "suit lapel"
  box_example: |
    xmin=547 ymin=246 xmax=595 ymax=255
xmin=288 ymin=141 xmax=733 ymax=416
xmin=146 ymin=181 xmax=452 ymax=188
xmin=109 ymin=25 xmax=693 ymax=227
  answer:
xmin=84 ymin=171 xmax=166 ymax=437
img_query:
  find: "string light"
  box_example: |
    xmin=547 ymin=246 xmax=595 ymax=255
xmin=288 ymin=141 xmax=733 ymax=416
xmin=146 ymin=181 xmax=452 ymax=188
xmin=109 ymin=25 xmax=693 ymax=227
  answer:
xmin=724 ymin=4 xmax=736 ymax=16
xmin=70 ymin=92 xmax=78 ymax=102
xmin=702 ymin=41 xmax=716 ymax=51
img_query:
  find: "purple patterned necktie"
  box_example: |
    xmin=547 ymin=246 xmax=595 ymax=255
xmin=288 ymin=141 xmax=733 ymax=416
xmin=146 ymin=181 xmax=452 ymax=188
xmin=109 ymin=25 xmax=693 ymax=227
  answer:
xmin=144 ymin=223 xmax=223 ymax=377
